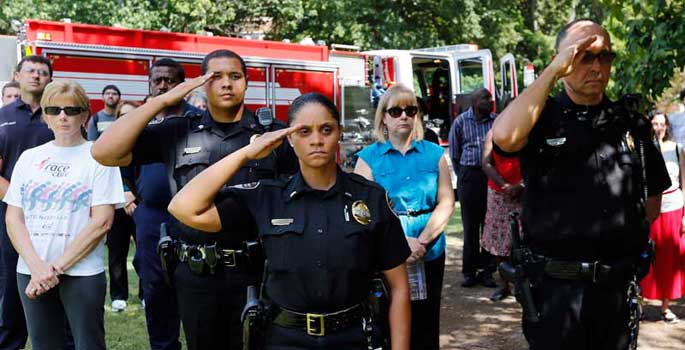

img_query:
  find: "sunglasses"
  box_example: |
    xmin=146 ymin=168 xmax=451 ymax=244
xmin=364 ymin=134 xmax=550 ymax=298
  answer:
xmin=580 ymin=51 xmax=616 ymax=65
xmin=43 ymin=106 xmax=85 ymax=116
xmin=385 ymin=106 xmax=419 ymax=118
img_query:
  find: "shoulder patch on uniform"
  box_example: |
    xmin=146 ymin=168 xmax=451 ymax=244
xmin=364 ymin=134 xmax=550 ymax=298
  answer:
xmin=230 ymin=182 xmax=260 ymax=190
xmin=385 ymin=192 xmax=399 ymax=218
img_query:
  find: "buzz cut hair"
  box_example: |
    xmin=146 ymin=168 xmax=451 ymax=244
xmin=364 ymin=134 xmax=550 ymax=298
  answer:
xmin=555 ymin=19 xmax=610 ymax=52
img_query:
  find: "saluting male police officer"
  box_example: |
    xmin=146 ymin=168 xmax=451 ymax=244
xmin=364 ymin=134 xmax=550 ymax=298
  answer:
xmin=492 ymin=20 xmax=670 ymax=349
xmin=92 ymin=50 xmax=297 ymax=350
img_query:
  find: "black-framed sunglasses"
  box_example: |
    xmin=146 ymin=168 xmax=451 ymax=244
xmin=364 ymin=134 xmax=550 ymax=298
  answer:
xmin=43 ymin=106 xmax=85 ymax=116
xmin=580 ymin=51 xmax=616 ymax=65
xmin=385 ymin=106 xmax=419 ymax=118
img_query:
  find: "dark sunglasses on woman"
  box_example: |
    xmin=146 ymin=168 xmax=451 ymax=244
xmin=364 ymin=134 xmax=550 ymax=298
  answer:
xmin=44 ymin=106 xmax=85 ymax=116
xmin=385 ymin=106 xmax=419 ymax=118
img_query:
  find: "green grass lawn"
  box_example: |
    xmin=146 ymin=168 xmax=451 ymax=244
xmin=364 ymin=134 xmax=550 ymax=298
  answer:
xmin=27 ymin=205 xmax=464 ymax=349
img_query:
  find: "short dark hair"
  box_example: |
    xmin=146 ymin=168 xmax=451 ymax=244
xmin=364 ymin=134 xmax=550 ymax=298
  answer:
xmin=2 ymin=81 xmax=19 ymax=96
xmin=555 ymin=19 xmax=609 ymax=51
xmin=201 ymin=49 xmax=247 ymax=76
xmin=150 ymin=58 xmax=185 ymax=82
xmin=16 ymin=55 xmax=53 ymax=77
xmin=102 ymin=84 xmax=120 ymax=96
xmin=287 ymin=93 xmax=340 ymax=126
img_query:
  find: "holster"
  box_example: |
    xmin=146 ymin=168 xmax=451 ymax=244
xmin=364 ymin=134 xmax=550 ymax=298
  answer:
xmin=157 ymin=222 xmax=178 ymax=286
xmin=241 ymin=285 xmax=267 ymax=350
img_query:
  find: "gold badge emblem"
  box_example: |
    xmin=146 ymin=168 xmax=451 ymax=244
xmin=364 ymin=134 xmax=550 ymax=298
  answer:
xmin=625 ymin=131 xmax=635 ymax=152
xmin=352 ymin=200 xmax=371 ymax=225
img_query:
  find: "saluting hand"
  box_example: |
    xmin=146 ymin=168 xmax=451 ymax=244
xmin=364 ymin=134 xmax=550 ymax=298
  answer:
xmin=241 ymin=125 xmax=303 ymax=161
xmin=550 ymin=35 xmax=599 ymax=79
xmin=153 ymin=72 xmax=215 ymax=108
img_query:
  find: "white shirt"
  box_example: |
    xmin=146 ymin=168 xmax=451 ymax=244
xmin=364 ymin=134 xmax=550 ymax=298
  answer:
xmin=3 ymin=141 xmax=125 ymax=276
xmin=659 ymin=141 xmax=684 ymax=213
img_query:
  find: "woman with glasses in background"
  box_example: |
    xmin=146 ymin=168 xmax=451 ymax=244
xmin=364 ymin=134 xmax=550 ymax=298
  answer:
xmin=3 ymin=81 xmax=124 ymax=350
xmin=355 ymin=84 xmax=454 ymax=350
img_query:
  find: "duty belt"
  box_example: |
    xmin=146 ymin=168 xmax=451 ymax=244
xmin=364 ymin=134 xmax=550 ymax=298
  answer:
xmin=272 ymin=304 xmax=364 ymax=337
xmin=544 ymin=259 xmax=634 ymax=283
xmin=176 ymin=242 xmax=247 ymax=268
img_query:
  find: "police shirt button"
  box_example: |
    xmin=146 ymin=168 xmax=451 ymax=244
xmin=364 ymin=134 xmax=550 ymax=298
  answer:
xmin=198 ymin=124 xmax=204 ymax=129
xmin=316 ymin=260 xmax=323 ymax=267
xmin=317 ymin=228 xmax=323 ymax=234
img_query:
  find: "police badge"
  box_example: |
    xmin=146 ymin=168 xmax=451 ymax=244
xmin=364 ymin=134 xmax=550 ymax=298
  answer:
xmin=351 ymin=200 xmax=371 ymax=225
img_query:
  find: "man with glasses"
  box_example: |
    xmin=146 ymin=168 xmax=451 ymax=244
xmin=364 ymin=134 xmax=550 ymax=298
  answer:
xmin=448 ymin=88 xmax=498 ymax=289
xmin=492 ymin=20 xmax=670 ymax=349
xmin=0 ymin=55 xmax=64 ymax=350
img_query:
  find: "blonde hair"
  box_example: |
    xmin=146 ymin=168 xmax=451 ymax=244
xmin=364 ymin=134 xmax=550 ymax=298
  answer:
xmin=40 ymin=80 xmax=91 ymax=116
xmin=373 ymin=84 xmax=424 ymax=142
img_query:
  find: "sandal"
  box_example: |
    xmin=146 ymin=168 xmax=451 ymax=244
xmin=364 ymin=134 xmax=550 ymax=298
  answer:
xmin=661 ymin=309 xmax=680 ymax=324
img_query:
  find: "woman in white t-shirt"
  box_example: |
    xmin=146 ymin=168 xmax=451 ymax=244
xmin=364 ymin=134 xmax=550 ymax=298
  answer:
xmin=3 ymin=80 xmax=124 ymax=350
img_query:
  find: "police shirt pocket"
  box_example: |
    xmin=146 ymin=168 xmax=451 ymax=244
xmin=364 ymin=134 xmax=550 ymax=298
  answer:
xmin=330 ymin=223 xmax=373 ymax=271
xmin=174 ymin=151 xmax=211 ymax=187
xmin=261 ymin=223 xmax=305 ymax=272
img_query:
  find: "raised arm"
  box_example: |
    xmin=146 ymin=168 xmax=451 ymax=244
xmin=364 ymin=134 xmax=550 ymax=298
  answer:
xmin=492 ymin=35 xmax=599 ymax=152
xmin=91 ymin=73 xmax=213 ymax=166
xmin=168 ymin=125 xmax=301 ymax=232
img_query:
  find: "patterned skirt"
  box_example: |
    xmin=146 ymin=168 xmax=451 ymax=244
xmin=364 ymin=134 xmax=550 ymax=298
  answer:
xmin=481 ymin=187 xmax=522 ymax=257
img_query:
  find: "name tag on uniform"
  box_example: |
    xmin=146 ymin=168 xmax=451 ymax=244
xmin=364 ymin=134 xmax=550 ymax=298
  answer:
xmin=183 ymin=146 xmax=202 ymax=154
xmin=271 ymin=218 xmax=294 ymax=226
xmin=545 ymin=137 xmax=566 ymax=147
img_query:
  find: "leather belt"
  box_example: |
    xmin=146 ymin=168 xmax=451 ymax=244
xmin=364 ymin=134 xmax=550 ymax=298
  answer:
xmin=395 ymin=208 xmax=434 ymax=217
xmin=272 ymin=304 xmax=364 ymax=337
xmin=544 ymin=259 xmax=633 ymax=283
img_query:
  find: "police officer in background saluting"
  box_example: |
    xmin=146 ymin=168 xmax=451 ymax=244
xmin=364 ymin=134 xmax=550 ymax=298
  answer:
xmin=92 ymin=49 xmax=297 ymax=350
xmin=167 ymin=93 xmax=411 ymax=349
xmin=492 ymin=19 xmax=670 ymax=349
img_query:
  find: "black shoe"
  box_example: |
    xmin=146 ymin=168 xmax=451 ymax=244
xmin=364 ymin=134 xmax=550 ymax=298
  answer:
xmin=479 ymin=273 xmax=498 ymax=288
xmin=490 ymin=287 xmax=511 ymax=301
xmin=461 ymin=275 xmax=479 ymax=288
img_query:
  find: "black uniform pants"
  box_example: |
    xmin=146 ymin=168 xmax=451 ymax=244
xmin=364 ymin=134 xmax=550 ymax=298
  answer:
xmin=523 ymin=277 xmax=632 ymax=350
xmin=175 ymin=262 xmax=259 ymax=350
xmin=265 ymin=324 xmax=367 ymax=349
xmin=457 ymin=166 xmax=494 ymax=277
xmin=106 ymin=208 xmax=139 ymax=301
xmin=410 ymin=253 xmax=445 ymax=350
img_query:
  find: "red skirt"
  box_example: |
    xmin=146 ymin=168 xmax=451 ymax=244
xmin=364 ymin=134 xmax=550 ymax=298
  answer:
xmin=640 ymin=207 xmax=685 ymax=300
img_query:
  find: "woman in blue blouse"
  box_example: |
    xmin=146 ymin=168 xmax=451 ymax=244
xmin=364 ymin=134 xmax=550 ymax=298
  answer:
xmin=355 ymin=84 xmax=454 ymax=349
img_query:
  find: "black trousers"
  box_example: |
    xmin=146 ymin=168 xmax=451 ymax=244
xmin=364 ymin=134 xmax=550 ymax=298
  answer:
xmin=523 ymin=277 xmax=632 ymax=350
xmin=265 ymin=324 xmax=366 ymax=349
xmin=106 ymin=208 xmax=140 ymax=301
xmin=175 ymin=262 xmax=260 ymax=350
xmin=410 ymin=253 xmax=445 ymax=350
xmin=457 ymin=166 xmax=494 ymax=277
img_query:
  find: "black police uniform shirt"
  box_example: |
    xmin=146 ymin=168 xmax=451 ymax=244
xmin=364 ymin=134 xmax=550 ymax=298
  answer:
xmin=0 ymin=99 xmax=54 ymax=182
xmin=130 ymin=107 xmax=297 ymax=246
xmin=497 ymin=91 xmax=670 ymax=261
xmin=129 ymin=101 xmax=201 ymax=209
xmin=215 ymin=168 xmax=411 ymax=313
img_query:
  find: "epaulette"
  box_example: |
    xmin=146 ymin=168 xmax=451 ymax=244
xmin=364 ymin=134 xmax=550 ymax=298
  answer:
xmin=182 ymin=110 xmax=204 ymax=119
xmin=147 ymin=113 xmax=194 ymax=126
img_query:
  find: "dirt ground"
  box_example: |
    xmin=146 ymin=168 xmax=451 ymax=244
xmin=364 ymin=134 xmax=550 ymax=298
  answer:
xmin=439 ymin=233 xmax=685 ymax=349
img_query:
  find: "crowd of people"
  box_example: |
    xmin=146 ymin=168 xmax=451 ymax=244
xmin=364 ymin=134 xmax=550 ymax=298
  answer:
xmin=0 ymin=17 xmax=682 ymax=350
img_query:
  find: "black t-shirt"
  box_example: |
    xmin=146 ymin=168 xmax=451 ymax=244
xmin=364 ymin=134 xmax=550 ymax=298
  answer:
xmin=215 ymin=169 xmax=410 ymax=313
xmin=495 ymin=91 xmax=670 ymax=260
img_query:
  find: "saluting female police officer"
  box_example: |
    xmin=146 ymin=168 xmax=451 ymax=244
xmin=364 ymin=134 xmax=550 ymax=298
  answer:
xmin=168 ymin=93 xmax=411 ymax=349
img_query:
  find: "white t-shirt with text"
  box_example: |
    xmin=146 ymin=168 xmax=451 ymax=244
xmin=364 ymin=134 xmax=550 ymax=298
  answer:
xmin=3 ymin=141 xmax=125 ymax=276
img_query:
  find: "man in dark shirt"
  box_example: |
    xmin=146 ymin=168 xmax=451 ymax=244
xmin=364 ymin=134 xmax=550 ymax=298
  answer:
xmin=86 ymin=84 xmax=121 ymax=140
xmin=1 ymin=82 xmax=20 ymax=107
xmin=0 ymin=55 xmax=55 ymax=350
xmin=92 ymin=50 xmax=296 ymax=350
xmin=492 ymin=20 xmax=670 ymax=349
